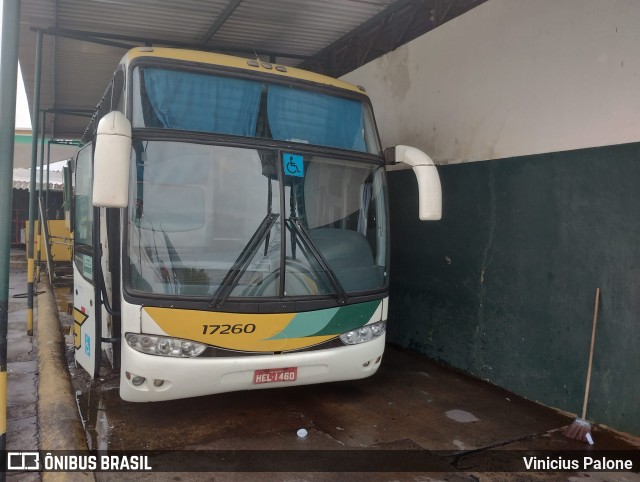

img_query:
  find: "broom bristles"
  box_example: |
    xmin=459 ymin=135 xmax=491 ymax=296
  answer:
xmin=563 ymin=418 xmax=591 ymax=442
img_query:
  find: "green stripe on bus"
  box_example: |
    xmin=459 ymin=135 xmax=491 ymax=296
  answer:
xmin=311 ymin=300 xmax=380 ymax=337
xmin=266 ymin=300 xmax=381 ymax=340
xmin=267 ymin=307 xmax=339 ymax=340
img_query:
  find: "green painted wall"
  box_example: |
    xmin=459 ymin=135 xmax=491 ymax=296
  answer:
xmin=387 ymin=142 xmax=640 ymax=436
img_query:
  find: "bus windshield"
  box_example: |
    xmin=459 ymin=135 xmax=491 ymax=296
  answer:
xmin=132 ymin=67 xmax=381 ymax=154
xmin=126 ymin=142 xmax=388 ymax=300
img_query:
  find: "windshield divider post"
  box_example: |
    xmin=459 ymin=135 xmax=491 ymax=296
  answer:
xmin=264 ymin=178 xmax=273 ymax=257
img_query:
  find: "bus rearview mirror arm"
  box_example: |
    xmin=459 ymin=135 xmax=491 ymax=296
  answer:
xmin=93 ymin=111 xmax=132 ymax=208
xmin=384 ymin=145 xmax=442 ymax=221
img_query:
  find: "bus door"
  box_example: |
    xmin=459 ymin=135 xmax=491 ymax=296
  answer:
xmin=72 ymin=144 xmax=101 ymax=377
xmin=99 ymin=206 xmax=121 ymax=369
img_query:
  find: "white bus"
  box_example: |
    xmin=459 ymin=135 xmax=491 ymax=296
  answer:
xmin=71 ymin=47 xmax=441 ymax=402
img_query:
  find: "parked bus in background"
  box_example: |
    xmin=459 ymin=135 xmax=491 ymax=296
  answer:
xmin=71 ymin=47 xmax=441 ymax=402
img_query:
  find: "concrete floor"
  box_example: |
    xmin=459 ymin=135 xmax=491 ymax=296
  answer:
xmin=6 ymin=257 xmax=39 ymax=482
xmin=71 ymin=344 xmax=640 ymax=481
xmin=5 ymin=250 xmax=640 ymax=481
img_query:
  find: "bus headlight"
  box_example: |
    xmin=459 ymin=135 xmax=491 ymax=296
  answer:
xmin=126 ymin=333 xmax=206 ymax=358
xmin=339 ymin=321 xmax=386 ymax=345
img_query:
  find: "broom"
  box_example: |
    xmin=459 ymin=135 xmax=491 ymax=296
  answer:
xmin=563 ymin=287 xmax=600 ymax=443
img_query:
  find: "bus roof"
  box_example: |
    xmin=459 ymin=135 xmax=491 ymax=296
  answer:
xmin=124 ymin=47 xmax=365 ymax=95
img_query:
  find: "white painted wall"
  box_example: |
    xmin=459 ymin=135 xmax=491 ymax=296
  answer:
xmin=342 ymin=0 xmax=640 ymax=164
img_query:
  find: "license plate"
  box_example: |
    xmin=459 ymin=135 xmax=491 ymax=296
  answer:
xmin=254 ymin=367 xmax=298 ymax=384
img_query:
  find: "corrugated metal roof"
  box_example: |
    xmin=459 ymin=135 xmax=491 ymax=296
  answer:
xmin=17 ymin=0 xmax=408 ymax=139
xmin=212 ymin=0 xmax=392 ymax=56
xmin=17 ymin=0 xmax=453 ymax=139
xmin=13 ymin=161 xmax=68 ymax=191
xmin=56 ymin=0 xmax=229 ymax=43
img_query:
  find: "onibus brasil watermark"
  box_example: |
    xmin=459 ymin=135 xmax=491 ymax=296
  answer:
xmin=7 ymin=452 xmax=152 ymax=472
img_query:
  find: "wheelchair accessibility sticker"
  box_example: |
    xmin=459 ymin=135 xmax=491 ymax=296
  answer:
xmin=283 ymin=153 xmax=304 ymax=178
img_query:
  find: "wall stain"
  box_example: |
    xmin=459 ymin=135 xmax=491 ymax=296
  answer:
xmin=474 ymin=164 xmax=496 ymax=374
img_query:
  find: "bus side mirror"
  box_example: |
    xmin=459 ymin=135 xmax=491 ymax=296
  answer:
xmin=385 ymin=145 xmax=442 ymax=221
xmin=93 ymin=111 xmax=131 ymax=208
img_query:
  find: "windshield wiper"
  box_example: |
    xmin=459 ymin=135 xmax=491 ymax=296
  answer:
xmin=209 ymin=213 xmax=280 ymax=308
xmin=287 ymin=218 xmax=348 ymax=305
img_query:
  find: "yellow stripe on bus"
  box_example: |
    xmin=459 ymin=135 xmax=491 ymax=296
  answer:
xmin=143 ymin=307 xmax=336 ymax=352
xmin=125 ymin=47 xmax=363 ymax=94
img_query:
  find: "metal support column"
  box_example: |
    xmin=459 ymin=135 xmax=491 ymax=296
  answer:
xmin=36 ymin=111 xmax=46 ymax=280
xmin=27 ymin=30 xmax=43 ymax=336
xmin=0 ymin=0 xmax=22 ymax=462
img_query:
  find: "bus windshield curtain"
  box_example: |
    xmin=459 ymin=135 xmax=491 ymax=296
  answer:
xmin=144 ymin=68 xmax=262 ymax=136
xmin=267 ymin=85 xmax=366 ymax=152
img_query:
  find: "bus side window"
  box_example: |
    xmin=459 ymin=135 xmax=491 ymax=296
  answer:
xmin=74 ymin=146 xmax=93 ymax=247
xmin=73 ymin=144 xmax=94 ymax=285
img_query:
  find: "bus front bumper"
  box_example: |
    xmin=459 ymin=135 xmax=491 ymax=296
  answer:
xmin=119 ymin=334 xmax=386 ymax=402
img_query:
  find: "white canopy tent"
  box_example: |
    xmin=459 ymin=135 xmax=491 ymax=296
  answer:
xmin=12 ymin=159 xmax=68 ymax=191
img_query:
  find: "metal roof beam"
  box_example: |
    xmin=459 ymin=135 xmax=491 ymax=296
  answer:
xmin=308 ymin=0 xmax=417 ymax=64
xmin=35 ymin=27 xmax=310 ymax=61
xmin=42 ymin=108 xmax=94 ymax=117
xmin=198 ymin=0 xmax=244 ymax=46
xmin=302 ymin=0 xmax=487 ymax=77
xmin=32 ymin=27 xmax=134 ymax=50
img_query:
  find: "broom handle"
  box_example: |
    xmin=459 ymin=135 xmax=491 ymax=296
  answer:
xmin=581 ymin=287 xmax=600 ymax=420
